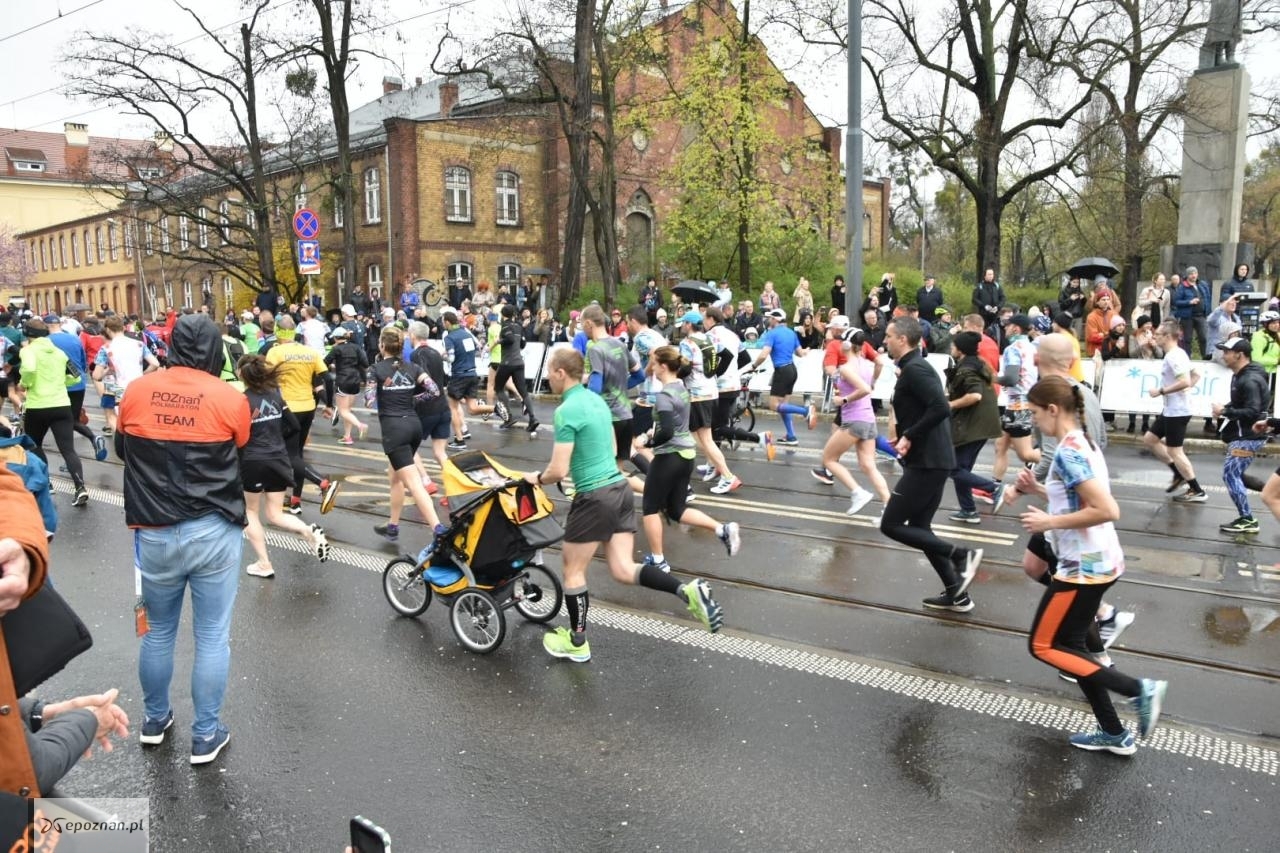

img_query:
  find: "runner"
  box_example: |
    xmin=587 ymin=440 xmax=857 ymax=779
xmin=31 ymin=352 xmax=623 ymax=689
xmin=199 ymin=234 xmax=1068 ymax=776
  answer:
xmin=17 ymin=318 xmax=88 ymax=506
xmin=370 ymin=325 xmax=445 ymax=556
xmin=703 ymin=307 xmax=774 ymax=460
xmin=264 ymin=315 xmax=340 ymax=515
xmin=879 ymin=316 xmax=983 ymax=611
xmin=524 ymin=348 xmax=723 ymax=663
xmin=678 ymin=310 xmax=742 ymax=494
xmin=92 ymin=316 xmax=160 ymax=438
xmin=406 ymin=322 xmax=451 ymax=499
xmin=235 ymin=354 xmax=329 ymax=578
xmin=1212 ymin=337 xmax=1269 ymax=534
xmin=625 ymin=306 xmax=666 ymax=476
xmin=493 ymin=304 xmax=539 ymax=433
xmin=1017 ymin=376 xmax=1168 ymax=755
xmin=1141 ymin=321 xmax=1206 ymax=503
xmin=945 ymin=331 xmax=1003 ymax=524
xmin=990 ymin=314 xmax=1041 ymax=488
xmin=46 ymin=314 xmax=107 ymax=462
xmin=442 ymin=309 xmax=507 ymax=450
xmin=748 ymin=309 xmax=815 ymax=446
xmin=324 ymin=326 xmax=369 ymax=445
xmin=638 ymin=345 xmax=741 ymax=568
xmin=821 ymin=329 xmax=890 ymax=515
xmin=581 ymin=305 xmax=646 ymax=491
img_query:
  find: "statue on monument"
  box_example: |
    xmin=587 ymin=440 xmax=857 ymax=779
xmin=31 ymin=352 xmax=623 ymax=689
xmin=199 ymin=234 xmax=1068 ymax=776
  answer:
xmin=1200 ymin=0 xmax=1243 ymax=69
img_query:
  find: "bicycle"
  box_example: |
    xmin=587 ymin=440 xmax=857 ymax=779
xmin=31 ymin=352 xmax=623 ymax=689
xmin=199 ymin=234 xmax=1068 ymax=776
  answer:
xmin=723 ymin=371 xmax=760 ymax=450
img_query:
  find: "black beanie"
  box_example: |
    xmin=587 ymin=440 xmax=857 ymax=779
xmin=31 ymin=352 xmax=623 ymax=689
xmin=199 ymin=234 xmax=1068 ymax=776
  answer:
xmin=952 ymin=331 xmax=981 ymax=357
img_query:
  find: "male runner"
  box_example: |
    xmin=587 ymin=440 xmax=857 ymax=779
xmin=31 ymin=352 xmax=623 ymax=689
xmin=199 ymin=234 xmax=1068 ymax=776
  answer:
xmin=749 ymin=309 xmax=814 ymax=446
xmin=581 ymin=305 xmax=646 ymax=491
xmin=1141 ymin=320 xmax=1205 ymax=503
xmin=524 ymin=348 xmax=722 ymax=662
xmin=442 ymin=309 xmax=507 ymax=450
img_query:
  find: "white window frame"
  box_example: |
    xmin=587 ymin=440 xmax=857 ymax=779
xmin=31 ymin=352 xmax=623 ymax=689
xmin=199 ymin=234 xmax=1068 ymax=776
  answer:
xmin=146 ymin=284 xmax=157 ymax=311
xmin=497 ymin=263 xmax=520 ymax=289
xmin=182 ymin=280 xmax=193 ymax=308
xmin=39 ymin=239 xmax=47 ymax=271
xmin=59 ymin=235 xmax=67 ymax=266
xmin=364 ymin=167 xmax=381 ymax=224
xmin=144 ymin=222 xmax=154 ymax=256
xmin=336 ymin=266 xmax=346 ymax=295
xmin=367 ymin=263 xmax=382 ymax=290
xmin=198 ymin=210 xmax=209 ymax=248
xmin=218 ymin=200 xmax=230 ymax=245
xmin=446 ymin=262 xmax=473 ymax=290
xmin=295 ymin=183 xmax=307 ymax=212
xmin=495 ymin=171 xmax=519 ymax=225
xmin=223 ymin=276 xmax=234 ymax=312
xmin=164 ymin=282 xmax=174 ymax=309
xmin=245 ymin=205 xmax=256 ymax=231
xmin=178 ymin=215 xmax=190 ymax=251
xmin=95 ymin=227 xmax=104 ymax=263
xmin=333 ymin=192 xmax=344 ymax=228
xmin=71 ymin=231 xmax=80 ymax=266
xmin=108 ymin=224 xmax=119 ymax=261
xmin=29 ymin=241 xmax=36 ymax=270
xmin=124 ymin=226 xmax=133 ymax=260
xmin=445 ymin=167 xmax=472 ymax=222
xmin=83 ymin=229 xmax=92 ymax=266
xmin=160 ymin=217 xmax=171 ymax=253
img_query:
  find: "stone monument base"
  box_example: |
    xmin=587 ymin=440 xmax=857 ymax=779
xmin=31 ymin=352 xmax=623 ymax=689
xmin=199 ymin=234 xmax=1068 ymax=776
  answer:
xmin=1161 ymin=241 xmax=1254 ymax=302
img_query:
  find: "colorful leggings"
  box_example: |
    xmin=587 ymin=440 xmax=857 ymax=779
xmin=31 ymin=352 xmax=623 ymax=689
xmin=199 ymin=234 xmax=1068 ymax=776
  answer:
xmin=1224 ymin=439 xmax=1266 ymax=517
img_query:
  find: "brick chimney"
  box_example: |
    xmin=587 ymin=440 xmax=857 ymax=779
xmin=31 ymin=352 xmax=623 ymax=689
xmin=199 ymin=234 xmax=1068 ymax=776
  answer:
xmin=414 ymin=77 xmax=422 ymax=87
xmin=439 ymin=81 xmax=459 ymax=117
xmin=64 ymin=122 xmax=89 ymax=147
xmin=153 ymin=130 xmax=174 ymax=153
xmin=382 ymin=76 xmax=403 ymax=95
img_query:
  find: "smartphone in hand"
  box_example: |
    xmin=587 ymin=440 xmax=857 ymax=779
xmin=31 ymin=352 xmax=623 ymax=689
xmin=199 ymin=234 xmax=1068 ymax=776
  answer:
xmin=350 ymin=816 xmax=391 ymax=853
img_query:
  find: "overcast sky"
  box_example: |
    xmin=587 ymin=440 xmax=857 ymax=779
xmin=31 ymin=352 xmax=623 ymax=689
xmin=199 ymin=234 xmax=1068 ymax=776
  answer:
xmin=2 ymin=0 xmax=1277 ymax=168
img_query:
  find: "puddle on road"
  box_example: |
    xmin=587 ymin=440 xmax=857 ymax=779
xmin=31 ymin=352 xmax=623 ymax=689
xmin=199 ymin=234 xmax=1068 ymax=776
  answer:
xmin=1202 ymin=605 xmax=1280 ymax=645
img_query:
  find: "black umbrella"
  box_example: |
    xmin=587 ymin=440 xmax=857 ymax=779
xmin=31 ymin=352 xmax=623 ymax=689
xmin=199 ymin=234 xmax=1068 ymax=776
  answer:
xmin=671 ymin=279 xmax=719 ymax=304
xmin=1066 ymin=257 xmax=1120 ymax=280
xmin=524 ymin=267 xmax=555 ymax=277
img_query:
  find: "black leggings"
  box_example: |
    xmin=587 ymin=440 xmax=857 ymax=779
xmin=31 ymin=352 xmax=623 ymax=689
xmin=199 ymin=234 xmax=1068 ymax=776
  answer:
xmin=642 ymin=451 xmax=694 ymax=520
xmin=1029 ymin=578 xmax=1142 ymax=735
xmin=67 ymin=388 xmax=96 ymax=443
xmin=285 ymin=408 xmax=324 ymax=499
xmin=879 ymin=467 xmax=959 ymax=589
xmin=712 ymin=391 xmax=757 ymax=444
xmin=25 ymin=406 xmax=84 ymax=488
xmin=494 ymin=363 xmax=535 ymax=421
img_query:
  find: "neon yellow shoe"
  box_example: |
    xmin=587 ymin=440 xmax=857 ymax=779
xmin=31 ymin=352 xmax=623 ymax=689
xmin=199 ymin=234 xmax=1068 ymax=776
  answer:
xmin=681 ymin=579 xmax=723 ymax=633
xmin=543 ymin=626 xmax=591 ymax=662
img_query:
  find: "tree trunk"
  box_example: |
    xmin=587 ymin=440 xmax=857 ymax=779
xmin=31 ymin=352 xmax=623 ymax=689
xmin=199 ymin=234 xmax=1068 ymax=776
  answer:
xmin=589 ymin=19 xmax=622 ymax=306
xmin=736 ymin=0 xmax=753 ymax=293
xmin=557 ymin=0 xmax=597 ymax=310
xmin=242 ymin=24 xmax=277 ymax=298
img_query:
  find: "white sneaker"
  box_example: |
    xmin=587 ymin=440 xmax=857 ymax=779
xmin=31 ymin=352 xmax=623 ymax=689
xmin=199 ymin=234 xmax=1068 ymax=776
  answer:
xmin=698 ymin=463 xmax=717 ymax=482
xmin=310 ymin=524 xmax=330 ymax=563
xmin=847 ymin=488 xmax=873 ymax=516
xmin=246 ymin=562 xmax=275 ymax=578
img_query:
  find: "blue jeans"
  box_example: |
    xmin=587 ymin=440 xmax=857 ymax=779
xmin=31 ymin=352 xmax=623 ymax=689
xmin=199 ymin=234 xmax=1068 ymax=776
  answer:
xmin=950 ymin=440 xmax=996 ymax=513
xmin=135 ymin=514 xmax=242 ymax=739
xmin=1224 ymin=439 xmax=1266 ymax=517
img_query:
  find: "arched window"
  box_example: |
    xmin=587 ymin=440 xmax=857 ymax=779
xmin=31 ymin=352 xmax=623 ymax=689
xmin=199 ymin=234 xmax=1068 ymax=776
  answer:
xmin=39 ymin=239 xmax=47 ymax=271
xmin=71 ymin=231 xmax=80 ymax=266
xmin=497 ymin=263 xmax=520 ymax=290
xmin=446 ymin=261 xmax=472 ymax=289
xmin=83 ymin=229 xmax=92 ymax=265
xmin=495 ymin=171 xmax=519 ymax=225
xmin=95 ymin=226 xmax=104 ymax=263
xmin=445 ymin=167 xmax=471 ymax=222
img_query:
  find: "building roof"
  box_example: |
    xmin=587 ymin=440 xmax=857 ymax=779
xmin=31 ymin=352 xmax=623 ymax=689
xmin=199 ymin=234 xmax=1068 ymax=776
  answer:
xmin=348 ymin=73 xmax=505 ymax=133
xmin=0 ymin=127 xmax=159 ymax=183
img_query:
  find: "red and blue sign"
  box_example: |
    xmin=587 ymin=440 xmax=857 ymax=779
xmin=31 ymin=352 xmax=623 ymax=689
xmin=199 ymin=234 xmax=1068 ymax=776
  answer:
xmin=292 ymin=208 xmax=320 ymax=240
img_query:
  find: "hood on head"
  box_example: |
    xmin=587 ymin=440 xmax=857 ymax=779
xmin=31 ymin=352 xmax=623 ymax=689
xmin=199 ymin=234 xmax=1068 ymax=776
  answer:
xmin=169 ymin=314 xmax=224 ymax=376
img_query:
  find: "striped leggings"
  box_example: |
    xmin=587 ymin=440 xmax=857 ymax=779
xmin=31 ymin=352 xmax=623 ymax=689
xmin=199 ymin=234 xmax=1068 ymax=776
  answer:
xmin=1224 ymin=439 xmax=1266 ymax=517
xmin=1029 ymin=578 xmax=1142 ymax=735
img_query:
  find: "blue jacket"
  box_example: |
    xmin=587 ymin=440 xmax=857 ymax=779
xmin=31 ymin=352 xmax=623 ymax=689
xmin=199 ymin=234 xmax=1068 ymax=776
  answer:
xmin=0 ymin=434 xmax=57 ymax=537
xmin=1172 ymin=281 xmax=1211 ymax=319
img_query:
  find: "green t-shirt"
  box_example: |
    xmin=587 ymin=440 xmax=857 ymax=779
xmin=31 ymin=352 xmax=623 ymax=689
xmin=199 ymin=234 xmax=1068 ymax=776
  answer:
xmin=554 ymin=384 xmax=625 ymax=494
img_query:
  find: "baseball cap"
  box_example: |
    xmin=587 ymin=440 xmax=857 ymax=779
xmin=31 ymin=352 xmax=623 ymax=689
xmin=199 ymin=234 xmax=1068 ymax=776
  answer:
xmin=41 ymin=313 xmax=60 ymax=324
xmin=330 ymin=325 xmax=350 ymax=338
xmin=1006 ymin=314 xmax=1033 ymax=331
xmin=1052 ymin=311 xmax=1073 ymax=329
xmin=828 ymin=314 xmax=850 ymax=328
xmin=766 ymin=308 xmax=786 ymax=321
xmin=679 ymin=310 xmax=704 ymax=326
xmin=1216 ymin=337 xmax=1251 ymax=355
xmin=341 ymin=303 xmax=356 ymax=316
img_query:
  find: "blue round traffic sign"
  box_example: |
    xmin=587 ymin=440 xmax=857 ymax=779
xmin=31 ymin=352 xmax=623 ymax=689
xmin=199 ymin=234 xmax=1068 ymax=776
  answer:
xmin=293 ymin=208 xmax=320 ymax=239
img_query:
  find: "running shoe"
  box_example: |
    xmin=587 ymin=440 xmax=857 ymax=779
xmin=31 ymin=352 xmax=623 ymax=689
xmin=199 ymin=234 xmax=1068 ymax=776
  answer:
xmin=1165 ymin=471 xmax=1187 ymax=493
xmin=543 ymin=626 xmax=591 ymax=662
xmin=496 ymin=419 xmax=515 ymax=430
xmin=330 ymin=408 xmax=340 ymax=427
xmin=719 ymin=521 xmax=741 ymax=556
xmin=991 ymin=483 xmax=1007 ymax=514
xmin=190 ymin=725 xmax=231 ymax=765
xmin=776 ymin=436 xmax=799 ymax=447
xmin=310 ymin=524 xmax=329 ymax=562
xmin=760 ymin=431 xmax=775 ymax=462
xmin=1134 ymin=679 xmax=1168 ymax=738
xmin=810 ymin=466 xmax=835 ymax=485
xmin=461 ymin=430 xmax=473 ymax=440
xmin=710 ymin=475 xmax=741 ymax=495
xmin=139 ymin=710 xmax=174 ymax=745
xmin=972 ymin=489 xmax=994 ymax=505
xmin=71 ymin=487 xmax=88 ymax=507
xmin=374 ymin=522 xmax=399 ymax=542
xmin=948 ymin=509 xmax=981 ymax=524
xmin=1098 ymin=610 xmax=1136 ymax=649
xmin=493 ymin=400 xmax=510 ymax=424
xmin=698 ymin=463 xmax=718 ymax=483
xmin=100 ymin=425 xmax=112 ymax=436
xmin=642 ymin=554 xmax=671 ymax=572
xmin=922 ymin=590 xmax=974 ymax=612
xmin=1172 ymin=489 xmax=1207 ymax=503
xmin=447 ymin=439 xmax=468 ymax=451
xmin=527 ymin=419 xmax=540 ymax=434
xmin=806 ymin=403 xmax=818 ymax=430
xmin=684 ymin=485 xmax=694 ymax=503
xmin=681 ymin=578 xmax=723 ymax=632
xmin=847 ymin=487 xmax=873 ymax=516
xmin=286 ymin=497 xmax=303 ymax=515
xmin=338 ymin=436 xmax=354 ymax=445
xmin=954 ymin=548 xmax=983 ymax=595
xmin=246 ymin=562 xmax=275 ymax=578
xmin=93 ymin=434 xmax=109 ymax=462
xmin=1219 ymin=516 xmax=1260 ymax=534
xmin=1069 ymin=728 xmax=1135 ymax=756
xmin=358 ymin=422 xmax=368 ymax=441
xmin=424 ymin=479 xmax=439 ymax=496
xmin=319 ymin=478 xmax=340 ymax=514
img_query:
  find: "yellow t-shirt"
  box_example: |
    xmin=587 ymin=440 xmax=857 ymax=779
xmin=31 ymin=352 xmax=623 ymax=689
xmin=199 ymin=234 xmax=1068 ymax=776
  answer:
xmin=266 ymin=341 xmax=327 ymax=412
xmin=1059 ymin=331 xmax=1086 ymax=382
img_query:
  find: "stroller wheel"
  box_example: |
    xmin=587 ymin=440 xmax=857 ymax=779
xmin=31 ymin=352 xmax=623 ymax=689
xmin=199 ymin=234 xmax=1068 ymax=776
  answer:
xmin=513 ymin=564 xmax=564 ymax=624
xmin=383 ymin=557 xmax=431 ymax=617
xmin=450 ymin=589 xmax=506 ymax=654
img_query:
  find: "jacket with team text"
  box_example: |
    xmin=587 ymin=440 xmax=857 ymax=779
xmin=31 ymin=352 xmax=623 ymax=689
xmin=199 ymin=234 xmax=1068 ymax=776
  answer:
xmin=116 ymin=315 xmax=251 ymax=528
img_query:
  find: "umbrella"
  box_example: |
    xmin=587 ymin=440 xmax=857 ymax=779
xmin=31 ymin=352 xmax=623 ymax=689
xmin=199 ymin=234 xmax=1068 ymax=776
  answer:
xmin=524 ymin=267 xmax=554 ymax=277
xmin=64 ymin=302 xmax=91 ymax=312
xmin=1066 ymin=257 xmax=1119 ymax=280
xmin=671 ymin=279 xmax=719 ymax=304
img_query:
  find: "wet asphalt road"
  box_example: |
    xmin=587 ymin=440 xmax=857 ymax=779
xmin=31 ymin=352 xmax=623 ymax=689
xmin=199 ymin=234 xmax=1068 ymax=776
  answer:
xmin=31 ymin=405 xmax=1280 ymax=851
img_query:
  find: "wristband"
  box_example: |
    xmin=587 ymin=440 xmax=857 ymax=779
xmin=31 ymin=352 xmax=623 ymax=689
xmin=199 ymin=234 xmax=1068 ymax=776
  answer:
xmin=536 ymin=471 xmax=544 ymax=485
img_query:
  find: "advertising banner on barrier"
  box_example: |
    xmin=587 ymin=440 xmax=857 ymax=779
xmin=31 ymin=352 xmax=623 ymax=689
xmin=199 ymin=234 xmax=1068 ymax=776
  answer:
xmin=1097 ymin=358 xmax=1232 ymax=417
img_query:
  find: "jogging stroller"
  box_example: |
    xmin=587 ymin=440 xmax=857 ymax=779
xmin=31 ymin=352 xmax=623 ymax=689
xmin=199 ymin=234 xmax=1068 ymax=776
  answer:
xmin=381 ymin=450 xmax=564 ymax=653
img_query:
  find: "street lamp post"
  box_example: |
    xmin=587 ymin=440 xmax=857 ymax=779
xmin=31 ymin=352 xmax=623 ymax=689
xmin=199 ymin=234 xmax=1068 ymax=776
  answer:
xmin=844 ymin=0 xmax=862 ymax=319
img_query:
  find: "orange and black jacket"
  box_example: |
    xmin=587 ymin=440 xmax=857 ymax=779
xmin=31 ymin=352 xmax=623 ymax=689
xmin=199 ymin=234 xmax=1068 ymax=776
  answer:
xmin=116 ymin=315 xmax=251 ymax=528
